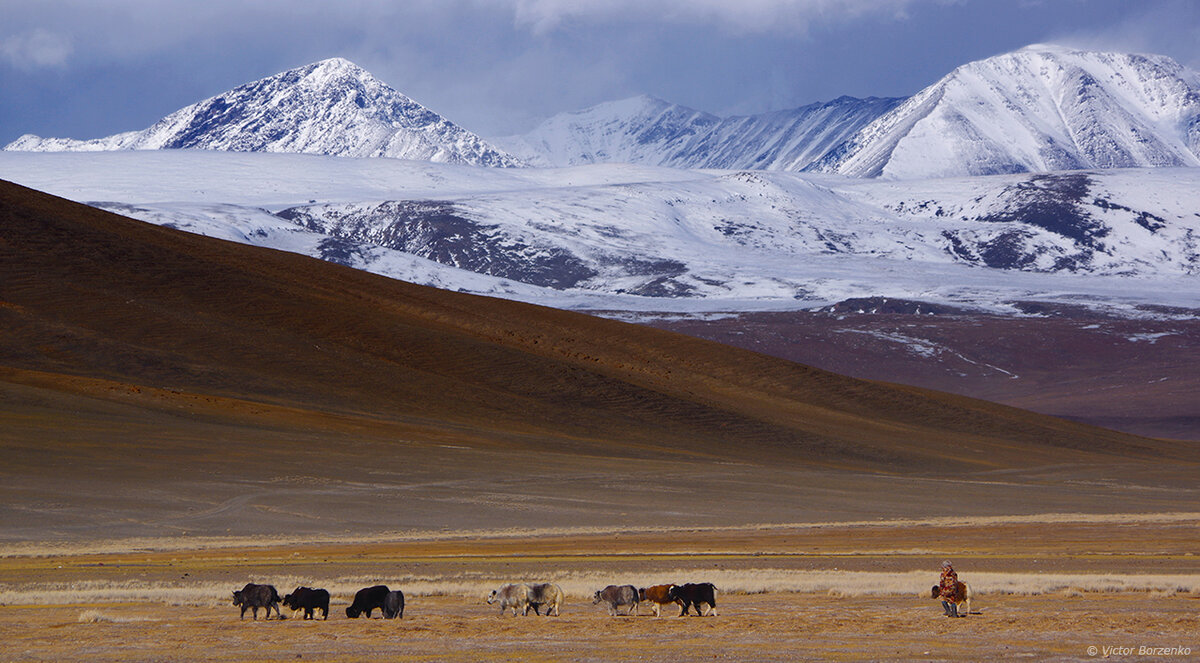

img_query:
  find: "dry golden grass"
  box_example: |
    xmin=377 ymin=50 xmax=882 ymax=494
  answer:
xmin=4 ymin=592 xmax=1197 ymax=662
xmin=2 ymin=510 xmax=1197 ymax=660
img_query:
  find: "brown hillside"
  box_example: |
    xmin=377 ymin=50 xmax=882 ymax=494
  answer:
xmin=642 ymin=308 xmax=1200 ymax=441
xmin=1 ymin=179 xmax=1195 ymax=540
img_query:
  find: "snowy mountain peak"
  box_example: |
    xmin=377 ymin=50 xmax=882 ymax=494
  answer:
xmin=816 ymin=45 xmax=1200 ymax=179
xmin=312 ymin=56 xmax=359 ymax=69
xmin=4 ymin=59 xmax=522 ymax=167
xmin=287 ymin=58 xmax=369 ymax=86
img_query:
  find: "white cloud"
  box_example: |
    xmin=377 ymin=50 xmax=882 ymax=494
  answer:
xmin=1 ymin=29 xmax=73 ymax=69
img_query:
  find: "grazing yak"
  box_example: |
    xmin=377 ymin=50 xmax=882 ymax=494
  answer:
xmin=383 ymin=590 xmax=405 ymax=619
xmin=347 ymin=585 xmax=403 ymax=619
xmin=593 ymin=584 xmax=639 ymax=616
xmin=282 ymin=586 xmax=330 ymax=620
xmin=487 ymin=583 xmax=531 ymax=616
xmin=232 ymin=583 xmax=283 ymax=620
xmin=638 ymin=584 xmax=681 ymax=617
xmin=931 ymin=581 xmax=972 ymax=617
xmin=669 ymin=582 xmax=717 ymax=616
xmin=527 ymin=582 xmax=564 ymax=616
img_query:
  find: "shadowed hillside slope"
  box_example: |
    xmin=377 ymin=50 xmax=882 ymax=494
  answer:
xmin=1 ymin=179 xmax=1195 ymax=540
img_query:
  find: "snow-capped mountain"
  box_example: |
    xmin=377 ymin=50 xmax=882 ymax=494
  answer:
xmin=9 ymin=45 xmax=1199 ymax=180
xmin=676 ymin=96 xmax=904 ymax=171
xmin=502 ymin=45 xmax=1200 ymax=179
xmin=2 ymin=44 xmax=1199 ymax=314
xmin=815 ymin=45 xmax=1200 ymax=179
xmin=4 ymin=58 xmax=521 ymax=167
xmin=3 ymin=150 xmax=1198 ymax=315
xmin=495 ymin=94 xmax=902 ymax=170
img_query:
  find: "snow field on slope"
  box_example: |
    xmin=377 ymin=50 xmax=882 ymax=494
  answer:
xmin=2 ymin=150 xmax=1198 ymax=315
xmin=0 ymin=151 xmax=702 ymax=207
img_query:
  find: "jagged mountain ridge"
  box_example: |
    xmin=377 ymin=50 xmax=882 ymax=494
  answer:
xmin=497 ymin=46 xmax=1200 ymax=179
xmin=7 ymin=46 xmax=1200 ymax=179
xmin=496 ymin=94 xmax=902 ymax=170
xmin=4 ymin=58 xmax=520 ymax=167
xmin=815 ymin=45 xmax=1200 ymax=179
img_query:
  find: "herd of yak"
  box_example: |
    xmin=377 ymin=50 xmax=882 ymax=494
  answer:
xmin=231 ymin=581 xmax=718 ymax=621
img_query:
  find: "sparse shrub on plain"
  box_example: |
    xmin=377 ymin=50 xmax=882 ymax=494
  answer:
xmin=77 ymin=609 xmax=157 ymax=623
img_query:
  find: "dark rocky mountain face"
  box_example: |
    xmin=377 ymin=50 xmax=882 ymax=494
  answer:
xmin=278 ymin=201 xmax=598 ymax=288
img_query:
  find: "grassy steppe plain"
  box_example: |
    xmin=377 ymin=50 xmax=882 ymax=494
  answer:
xmin=2 ymin=517 xmax=1197 ymax=662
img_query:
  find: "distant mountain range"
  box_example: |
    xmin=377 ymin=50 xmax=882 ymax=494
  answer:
xmin=493 ymin=94 xmax=904 ymax=170
xmin=5 ymin=58 xmax=520 ymax=167
xmin=506 ymin=45 xmax=1200 ymax=178
xmin=6 ymin=46 xmax=1200 ymax=179
xmin=3 ymin=44 xmax=1200 ymax=315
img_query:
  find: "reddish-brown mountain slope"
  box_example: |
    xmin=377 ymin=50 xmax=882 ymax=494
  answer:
xmin=639 ymin=307 xmax=1200 ymax=441
xmin=1 ymin=179 xmax=1195 ymax=540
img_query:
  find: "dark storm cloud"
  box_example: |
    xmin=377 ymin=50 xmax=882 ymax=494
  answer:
xmin=1 ymin=0 xmax=1197 ymax=144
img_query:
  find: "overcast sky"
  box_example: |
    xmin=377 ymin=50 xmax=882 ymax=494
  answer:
xmin=2 ymin=0 xmax=1199 ymax=144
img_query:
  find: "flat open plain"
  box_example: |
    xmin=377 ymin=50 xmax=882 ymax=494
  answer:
xmin=2 ymin=517 xmax=1198 ymax=662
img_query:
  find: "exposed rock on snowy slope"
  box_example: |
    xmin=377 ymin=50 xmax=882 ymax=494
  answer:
xmin=270 ymin=167 xmax=1200 ymax=300
xmin=5 ymin=150 xmax=1196 ymax=314
xmin=815 ymin=45 xmax=1200 ymax=179
xmin=495 ymin=94 xmax=902 ymax=170
xmin=276 ymin=200 xmax=603 ymax=289
xmin=4 ymin=58 xmax=520 ymax=167
xmin=834 ymin=168 xmax=1200 ymax=274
